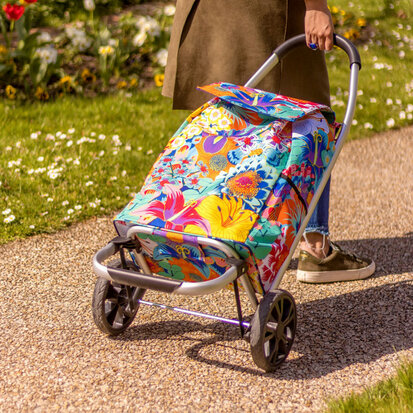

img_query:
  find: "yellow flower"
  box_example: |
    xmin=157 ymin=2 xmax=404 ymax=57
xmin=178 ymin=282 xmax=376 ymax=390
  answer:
xmin=116 ymin=80 xmax=128 ymax=89
xmin=35 ymin=86 xmax=49 ymax=101
xmin=81 ymin=68 xmax=96 ymax=83
xmin=129 ymin=78 xmax=139 ymax=88
xmin=98 ymin=45 xmax=115 ymax=56
xmin=59 ymin=75 xmax=72 ymax=85
xmin=330 ymin=6 xmax=339 ymax=14
xmin=154 ymin=73 xmax=164 ymax=87
xmin=357 ymin=18 xmax=367 ymax=27
xmin=185 ymin=194 xmax=258 ymax=242
xmin=0 ymin=45 xmax=7 ymax=55
xmin=5 ymin=85 xmax=16 ymax=100
xmin=344 ymin=29 xmax=360 ymax=41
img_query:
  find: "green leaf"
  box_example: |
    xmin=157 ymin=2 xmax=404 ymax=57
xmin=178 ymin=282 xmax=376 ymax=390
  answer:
xmin=30 ymin=58 xmax=48 ymax=86
xmin=15 ymin=17 xmax=27 ymax=41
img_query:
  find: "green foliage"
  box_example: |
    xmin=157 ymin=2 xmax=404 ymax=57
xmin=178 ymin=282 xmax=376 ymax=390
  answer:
xmin=327 ymin=360 xmax=413 ymax=413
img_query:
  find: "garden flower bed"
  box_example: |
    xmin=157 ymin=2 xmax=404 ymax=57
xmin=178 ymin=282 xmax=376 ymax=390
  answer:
xmin=0 ymin=0 xmax=377 ymax=101
xmin=0 ymin=0 xmax=174 ymax=100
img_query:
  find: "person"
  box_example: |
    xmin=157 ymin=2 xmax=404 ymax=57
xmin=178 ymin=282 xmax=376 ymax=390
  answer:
xmin=162 ymin=0 xmax=375 ymax=283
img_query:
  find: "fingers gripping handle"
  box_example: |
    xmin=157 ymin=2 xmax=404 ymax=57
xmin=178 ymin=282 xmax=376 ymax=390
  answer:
xmin=274 ymin=33 xmax=361 ymax=69
xmin=244 ymin=33 xmax=360 ymax=89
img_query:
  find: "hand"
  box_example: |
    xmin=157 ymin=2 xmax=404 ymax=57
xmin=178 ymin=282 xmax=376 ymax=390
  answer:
xmin=304 ymin=0 xmax=334 ymax=51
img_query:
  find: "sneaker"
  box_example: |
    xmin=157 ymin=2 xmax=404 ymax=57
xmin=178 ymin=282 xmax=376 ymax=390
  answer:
xmin=297 ymin=242 xmax=375 ymax=283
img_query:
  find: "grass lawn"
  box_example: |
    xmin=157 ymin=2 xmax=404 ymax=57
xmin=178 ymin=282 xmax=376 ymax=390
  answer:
xmin=0 ymin=89 xmax=186 ymax=242
xmin=326 ymin=360 xmax=413 ymax=413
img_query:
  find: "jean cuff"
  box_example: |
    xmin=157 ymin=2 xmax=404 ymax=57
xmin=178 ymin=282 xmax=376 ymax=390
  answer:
xmin=304 ymin=226 xmax=330 ymax=236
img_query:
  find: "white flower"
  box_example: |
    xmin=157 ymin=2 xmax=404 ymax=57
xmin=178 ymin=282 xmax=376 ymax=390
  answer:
xmin=30 ymin=132 xmax=39 ymax=139
xmin=364 ymin=122 xmax=373 ymax=129
xmin=37 ymin=31 xmax=52 ymax=43
xmin=85 ymin=181 xmax=94 ymax=186
xmin=46 ymin=134 xmax=55 ymax=141
xmin=73 ymin=159 xmax=80 ymax=166
xmin=74 ymin=205 xmax=82 ymax=210
xmin=110 ymin=176 xmax=117 ymax=181
xmin=146 ymin=149 xmax=154 ymax=155
xmin=47 ymin=168 xmax=63 ymax=180
xmin=66 ymin=140 xmax=73 ymax=147
xmin=121 ymin=170 xmax=127 ymax=177
xmin=370 ymin=97 xmax=377 ymax=103
xmin=125 ymin=144 xmax=131 ymax=151
xmin=2 ymin=208 xmax=11 ymax=215
xmin=67 ymin=209 xmax=74 ymax=215
xmin=47 ymin=198 xmax=54 ymax=202
xmin=83 ymin=0 xmax=95 ymax=11
xmin=29 ymin=225 xmax=35 ymax=229
xmin=37 ymin=156 xmax=44 ymax=162
xmin=112 ymin=135 xmax=122 ymax=146
xmin=8 ymin=159 xmax=22 ymax=168
xmin=72 ymin=34 xmax=92 ymax=52
xmin=164 ymin=5 xmax=176 ymax=16
xmin=155 ymin=49 xmax=168 ymax=67
xmin=68 ymin=128 xmax=75 ymax=134
xmin=132 ymin=31 xmax=147 ymax=47
xmin=62 ymin=200 xmax=69 ymax=206
xmin=399 ymin=111 xmax=406 ymax=119
xmin=98 ymin=134 xmax=106 ymax=140
xmin=386 ymin=118 xmax=395 ymax=128
xmin=88 ymin=202 xmax=97 ymax=208
xmin=4 ymin=215 xmax=15 ymax=223
xmin=141 ymin=17 xmax=161 ymax=37
xmin=352 ymin=119 xmax=358 ymax=125
xmin=35 ymin=45 xmax=58 ymax=64
xmin=98 ymin=150 xmax=105 ymax=157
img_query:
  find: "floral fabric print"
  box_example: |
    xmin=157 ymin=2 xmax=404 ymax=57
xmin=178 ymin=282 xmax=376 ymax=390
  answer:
xmin=115 ymin=82 xmax=337 ymax=293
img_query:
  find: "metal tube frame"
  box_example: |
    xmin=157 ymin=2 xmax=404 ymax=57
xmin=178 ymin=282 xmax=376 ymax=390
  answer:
xmin=138 ymin=299 xmax=251 ymax=330
xmin=93 ymin=34 xmax=360 ymax=326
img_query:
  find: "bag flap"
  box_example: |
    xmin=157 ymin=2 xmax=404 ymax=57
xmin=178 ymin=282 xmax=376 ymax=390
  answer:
xmin=198 ymin=82 xmax=335 ymax=123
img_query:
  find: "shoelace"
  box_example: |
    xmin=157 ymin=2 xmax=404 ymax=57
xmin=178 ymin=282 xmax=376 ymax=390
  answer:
xmin=330 ymin=242 xmax=364 ymax=263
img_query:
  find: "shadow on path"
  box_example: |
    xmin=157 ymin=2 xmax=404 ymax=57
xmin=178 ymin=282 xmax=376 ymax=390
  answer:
xmin=115 ymin=279 xmax=412 ymax=379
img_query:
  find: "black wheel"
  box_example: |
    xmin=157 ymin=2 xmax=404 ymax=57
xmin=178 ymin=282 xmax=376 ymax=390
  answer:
xmin=92 ymin=259 xmax=145 ymax=336
xmin=250 ymin=289 xmax=297 ymax=372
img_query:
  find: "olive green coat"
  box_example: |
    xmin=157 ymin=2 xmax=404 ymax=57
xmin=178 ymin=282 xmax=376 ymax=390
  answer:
xmin=162 ymin=0 xmax=330 ymax=110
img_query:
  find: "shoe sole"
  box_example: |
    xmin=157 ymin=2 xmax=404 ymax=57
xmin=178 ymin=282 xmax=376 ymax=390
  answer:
xmin=296 ymin=261 xmax=376 ymax=283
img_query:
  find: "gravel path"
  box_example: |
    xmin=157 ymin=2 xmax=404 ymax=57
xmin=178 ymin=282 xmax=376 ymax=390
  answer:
xmin=1 ymin=127 xmax=412 ymax=412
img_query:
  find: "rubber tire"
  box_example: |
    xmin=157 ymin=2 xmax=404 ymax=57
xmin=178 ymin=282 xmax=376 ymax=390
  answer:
xmin=92 ymin=259 xmax=144 ymax=336
xmin=250 ymin=289 xmax=297 ymax=372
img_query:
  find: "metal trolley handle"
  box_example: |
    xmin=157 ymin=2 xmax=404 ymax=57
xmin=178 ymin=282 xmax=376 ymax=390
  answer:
xmin=274 ymin=33 xmax=361 ymax=68
xmin=244 ymin=33 xmax=364 ymax=292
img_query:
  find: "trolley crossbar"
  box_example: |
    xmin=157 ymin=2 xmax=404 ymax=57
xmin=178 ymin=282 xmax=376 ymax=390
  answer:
xmin=138 ymin=299 xmax=251 ymax=329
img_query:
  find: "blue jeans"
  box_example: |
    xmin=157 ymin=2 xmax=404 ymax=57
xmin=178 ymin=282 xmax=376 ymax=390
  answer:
xmin=305 ymin=178 xmax=330 ymax=236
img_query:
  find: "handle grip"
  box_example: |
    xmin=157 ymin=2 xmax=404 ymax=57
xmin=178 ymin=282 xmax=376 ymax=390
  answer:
xmin=274 ymin=33 xmax=361 ymax=69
